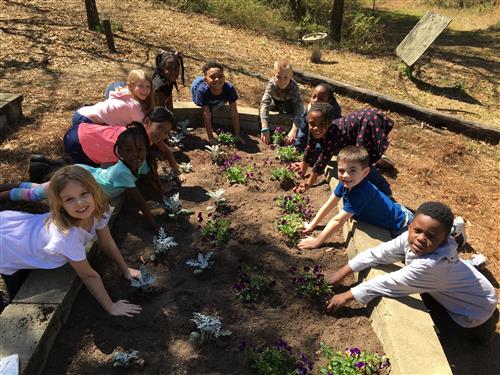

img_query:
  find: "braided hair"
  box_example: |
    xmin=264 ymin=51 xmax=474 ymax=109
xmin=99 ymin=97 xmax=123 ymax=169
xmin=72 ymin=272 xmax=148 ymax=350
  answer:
xmin=155 ymin=50 xmax=185 ymax=90
xmin=113 ymin=122 xmax=162 ymax=192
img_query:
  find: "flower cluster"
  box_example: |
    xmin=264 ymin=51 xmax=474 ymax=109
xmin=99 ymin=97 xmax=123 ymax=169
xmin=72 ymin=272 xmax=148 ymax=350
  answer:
xmin=271 ymin=126 xmax=287 ymax=146
xmin=290 ymin=265 xmax=333 ymax=300
xmin=277 ymin=193 xmax=312 ymax=221
xmin=276 ymin=146 xmax=302 ymax=163
xmin=232 ymin=265 xmax=272 ymax=304
xmin=277 ymin=212 xmax=304 ymax=247
xmin=219 ymin=153 xmax=241 ymax=171
xmin=242 ymin=339 xmax=313 ymax=375
xmin=198 ymin=212 xmax=231 ymax=248
xmin=319 ymin=342 xmax=390 ymax=375
xmin=270 ymin=166 xmax=295 ymax=184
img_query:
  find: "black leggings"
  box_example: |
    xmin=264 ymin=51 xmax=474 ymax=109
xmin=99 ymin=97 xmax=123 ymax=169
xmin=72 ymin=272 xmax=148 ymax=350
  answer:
xmin=0 ymin=269 xmax=31 ymax=311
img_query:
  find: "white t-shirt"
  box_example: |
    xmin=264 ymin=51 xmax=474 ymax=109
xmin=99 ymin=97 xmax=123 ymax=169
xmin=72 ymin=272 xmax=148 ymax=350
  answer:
xmin=0 ymin=210 xmax=111 ymax=275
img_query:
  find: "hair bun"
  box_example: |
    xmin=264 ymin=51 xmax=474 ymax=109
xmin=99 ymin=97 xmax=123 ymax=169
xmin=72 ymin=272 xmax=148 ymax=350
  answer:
xmin=148 ymin=106 xmax=175 ymax=123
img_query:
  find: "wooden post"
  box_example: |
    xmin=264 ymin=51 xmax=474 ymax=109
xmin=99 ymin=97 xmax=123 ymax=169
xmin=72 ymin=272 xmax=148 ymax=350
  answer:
xmin=329 ymin=0 xmax=344 ymax=43
xmin=84 ymin=0 xmax=100 ymax=31
xmin=101 ymin=14 xmax=116 ymax=53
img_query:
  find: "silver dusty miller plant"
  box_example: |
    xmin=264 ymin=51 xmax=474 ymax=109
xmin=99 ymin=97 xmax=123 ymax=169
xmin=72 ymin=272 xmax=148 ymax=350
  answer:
xmin=111 ymin=349 xmax=144 ymax=368
xmin=177 ymin=119 xmax=193 ymax=135
xmin=205 ymin=144 xmax=224 ymax=163
xmin=190 ymin=312 xmax=232 ymax=344
xmin=179 ymin=162 xmax=193 ymax=173
xmin=151 ymin=227 xmax=177 ymax=260
xmin=206 ymin=188 xmax=226 ymax=208
xmin=130 ymin=264 xmax=155 ymax=290
xmin=161 ymin=192 xmax=182 ymax=213
xmin=186 ymin=251 xmax=214 ymax=274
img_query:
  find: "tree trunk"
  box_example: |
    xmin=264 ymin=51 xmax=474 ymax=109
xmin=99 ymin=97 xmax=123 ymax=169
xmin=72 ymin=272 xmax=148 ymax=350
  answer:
xmin=84 ymin=0 xmax=100 ymax=31
xmin=329 ymin=0 xmax=344 ymax=43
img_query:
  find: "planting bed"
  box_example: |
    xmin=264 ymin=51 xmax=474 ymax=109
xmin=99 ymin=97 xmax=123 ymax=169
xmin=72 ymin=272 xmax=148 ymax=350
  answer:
xmin=43 ymin=129 xmax=384 ymax=374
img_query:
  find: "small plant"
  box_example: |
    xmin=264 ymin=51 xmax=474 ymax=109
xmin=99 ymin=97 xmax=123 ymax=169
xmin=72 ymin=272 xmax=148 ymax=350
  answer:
xmin=206 ymin=188 xmax=226 ymax=208
xmin=271 ymin=126 xmax=287 ymax=145
xmin=199 ymin=213 xmax=231 ymax=247
xmin=232 ymin=266 xmax=270 ymax=304
xmin=270 ymin=166 xmax=295 ymax=182
xmin=277 ymin=193 xmax=312 ymax=220
xmin=151 ymin=227 xmax=178 ymax=260
xmin=169 ymin=131 xmax=185 ymax=146
xmin=111 ymin=349 xmax=144 ymax=368
xmin=218 ymin=131 xmax=236 ymax=146
xmin=220 ymin=153 xmax=242 ymax=171
xmin=290 ymin=265 xmax=333 ymax=300
xmin=130 ymin=264 xmax=155 ymax=290
xmin=277 ymin=212 xmax=304 ymax=246
xmin=318 ymin=343 xmax=390 ymax=375
xmin=226 ymin=165 xmax=247 ymax=185
xmin=190 ymin=312 xmax=232 ymax=344
xmin=243 ymin=339 xmax=313 ymax=375
xmin=177 ymin=119 xmax=193 ymax=135
xmin=162 ymin=192 xmax=182 ymax=213
xmin=205 ymin=144 xmax=224 ymax=163
xmin=179 ymin=162 xmax=192 ymax=173
xmin=186 ymin=251 xmax=214 ymax=274
xmin=276 ymin=146 xmax=302 ymax=163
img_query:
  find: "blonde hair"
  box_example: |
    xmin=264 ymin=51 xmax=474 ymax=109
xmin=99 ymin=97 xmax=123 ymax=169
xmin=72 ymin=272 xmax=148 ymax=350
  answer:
xmin=126 ymin=69 xmax=155 ymax=115
xmin=273 ymin=59 xmax=293 ymax=73
xmin=47 ymin=165 xmax=109 ymax=232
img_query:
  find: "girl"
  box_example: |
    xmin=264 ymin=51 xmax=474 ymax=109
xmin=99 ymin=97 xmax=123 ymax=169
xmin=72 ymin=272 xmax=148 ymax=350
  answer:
xmin=152 ymin=50 xmax=185 ymax=110
xmin=64 ymin=107 xmax=183 ymax=181
xmin=0 ymin=165 xmax=142 ymax=316
xmin=294 ymin=83 xmax=342 ymax=152
xmin=293 ymin=103 xmax=393 ymax=195
xmin=4 ymin=123 xmax=167 ymax=232
xmin=72 ymin=70 xmax=155 ymax=128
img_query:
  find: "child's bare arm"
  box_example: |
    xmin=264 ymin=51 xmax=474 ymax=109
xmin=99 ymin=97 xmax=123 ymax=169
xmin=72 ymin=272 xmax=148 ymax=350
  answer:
xmin=327 ymin=264 xmax=353 ymax=285
xmin=229 ymin=101 xmax=241 ymax=138
xmin=304 ymin=194 xmax=340 ymax=232
xmin=326 ymin=290 xmax=355 ymax=312
xmin=126 ymin=187 xmax=160 ymax=233
xmin=202 ymin=106 xmax=216 ymax=141
xmin=96 ymin=226 xmax=140 ymax=280
xmin=298 ymin=208 xmax=352 ymax=250
xmin=68 ymin=258 xmax=141 ymax=317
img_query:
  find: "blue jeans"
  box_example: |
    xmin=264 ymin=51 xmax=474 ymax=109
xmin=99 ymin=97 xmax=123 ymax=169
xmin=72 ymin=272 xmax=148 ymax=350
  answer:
xmin=295 ymin=121 xmax=310 ymax=152
xmin=104 ymin=81 xmax=126 ymax=99
xmin=71 ymin=111 xmax=94 ymax=128
xmin=390 ymin=204 xmax=414 ymax=238
xmin=63 ymin=123 xmax=99 ymax=166
xmin=0 ymin=269 xmax=30 ymax=311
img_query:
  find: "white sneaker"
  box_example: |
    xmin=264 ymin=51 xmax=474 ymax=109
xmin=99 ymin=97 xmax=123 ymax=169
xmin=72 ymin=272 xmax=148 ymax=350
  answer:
xmin=463 ymin=254 xmax=487 ymax=269
xmin=451 ymin=216 xmax=467 ymax=248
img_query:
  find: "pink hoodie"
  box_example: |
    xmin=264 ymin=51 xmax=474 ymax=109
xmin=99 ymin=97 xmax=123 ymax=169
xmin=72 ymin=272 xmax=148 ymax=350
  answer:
xmin=78 ymin=88 xmax=145 ymax=126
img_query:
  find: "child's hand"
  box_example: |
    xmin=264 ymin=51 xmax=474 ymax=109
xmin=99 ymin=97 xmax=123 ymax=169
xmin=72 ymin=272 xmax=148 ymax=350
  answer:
xmin=325 ymin=291 xmax=353 ymax=312
xmin=293 ymin=181 xmax=310 ymax=193
xmin=303 ymin=221 xmax=316 ymax=233
xmin=109 ymin=300 xmax=142 ymax=317
xmin=123 ymin=267 xmax=141 ymax=281
xmin=285 ymin=127 xmax=298 ymax=145
xmin=297 ymin=236 xmax=321 ymax=250
xmin=260 ymin=130 xmax=270 ymax=144
xmin=291 ymin=161 xmax=304 ymax=173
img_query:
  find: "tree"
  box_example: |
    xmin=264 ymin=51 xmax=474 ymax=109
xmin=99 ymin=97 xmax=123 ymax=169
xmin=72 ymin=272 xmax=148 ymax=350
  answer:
xmin=329 ymin=0 xmax=344 ymax=43
xmin=84 ymin=0 xmax=100 ymax=31
xmin=288 ymin=0 xmax=304 ymax=21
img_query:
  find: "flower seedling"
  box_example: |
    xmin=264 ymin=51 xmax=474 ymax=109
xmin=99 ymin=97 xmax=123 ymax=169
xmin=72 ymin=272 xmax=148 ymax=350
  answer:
xmin=160 ymin=167 xmax=177 ymax=182
xmin=226 ymin=166 xmax=247 ymax=185
xmin=270 ymin=166 xmax=295 ymax=190
xmin=219 ymin=153 xmax=242 ymax=171
xmin=277 ymin=212 xmax=304 ymax=246
xmin=179 ymin=162 xmax=192 ymax=173
xmin=169 ymin=131 xmax=185 ymax=146
xmin=277 ymin=193 xmax=312 ymax=221
xmin=111 ymin=349 xmax=144 ymax=368
xmin=232 ymin=266 xmax=270 ymax=304
xmin=206 ymin=188 xmax=227 ymax=209
xmin=160 ymin=193 xmax=193 ymax=219
xmin=190 ymin=312 xmax=232 ymax=344
xmin=186 ymin=251 xmax=214 ymax=274
xmin=276 ymin=146 xmax=302 ymax=163
xmin=318 ymin=343 xmax=390 ymax=375
xmin=205 ymin=144 xmax=224 ymax=163
xmin=200 ymin=213 xmax=231 ymax=248
xmin=291 ymin=265 xmax=333 ymax=300
xmin=151 ymin=227 xmax=178 ymax=260
xmin=177 ymin=119 xmax=193 ymax=135
xmin=271 ymin=126 xmax=287 ymax=146
xmin=218 ymin=131 xmax=236 ymax=146
xmin=130 ymin=264 xmax=156 ymax=291
xmin=243 ymin=339 xmax=313 ymax=375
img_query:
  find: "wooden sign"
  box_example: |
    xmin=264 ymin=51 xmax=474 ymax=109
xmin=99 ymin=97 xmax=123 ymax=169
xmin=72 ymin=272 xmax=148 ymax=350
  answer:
xmin=396 ymin=11 xmax=452 ymax=67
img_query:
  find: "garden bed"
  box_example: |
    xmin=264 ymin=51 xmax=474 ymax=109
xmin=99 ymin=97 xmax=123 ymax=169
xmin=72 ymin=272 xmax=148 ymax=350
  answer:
xmin=42 ymin=129 xmax=385 ymax=374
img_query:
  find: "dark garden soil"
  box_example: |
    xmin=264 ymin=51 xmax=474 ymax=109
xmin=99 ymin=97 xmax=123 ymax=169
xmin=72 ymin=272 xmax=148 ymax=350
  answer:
xmin=42 ymin=130 xmax=384 ymax=374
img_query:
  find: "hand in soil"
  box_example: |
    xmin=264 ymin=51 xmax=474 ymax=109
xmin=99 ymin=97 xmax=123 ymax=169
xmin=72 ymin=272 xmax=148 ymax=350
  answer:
xmin=175 ymin=173 xmax=186 ymax=184
xmin=291 ymin=161 xmax=303 ymax=172
xmin=303 ymin=221 xmax=316 ymax=233
xmin=293 ymin=181 xmax=310 ymax=193
xmin=325 ymin=291 xmax=353 ymax=312
xmin=285 ymin=128 xmax=297 ymax=145
xmin=260 ymin=130 xmax=270 ymax=144
xmin=124 ymin=267 xmax=141 ymax=280
xmin=297 ymin=236 xmax=321 ymax=250
xmin=110 ymin=300 xmax=142 ymax=317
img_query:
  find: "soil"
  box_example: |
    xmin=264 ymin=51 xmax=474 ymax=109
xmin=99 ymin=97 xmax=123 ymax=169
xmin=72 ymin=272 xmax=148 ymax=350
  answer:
xmin=43 ymin=133 xmax=385 ymax=374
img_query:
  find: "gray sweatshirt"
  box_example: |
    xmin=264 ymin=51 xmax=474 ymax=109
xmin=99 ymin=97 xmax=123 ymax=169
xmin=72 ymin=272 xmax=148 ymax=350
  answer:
xmin=259 ymin=79 xmax=304 ymax=127
xmin=349 ymin=234 xmax=497 ymax=328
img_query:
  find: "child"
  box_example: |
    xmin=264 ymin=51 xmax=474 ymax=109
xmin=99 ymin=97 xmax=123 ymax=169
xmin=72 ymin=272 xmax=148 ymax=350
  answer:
xmin=297 ymin=145 xmax=411 ymax=250
xmin=6 ymin=123 xmax=166 ymax=232
xmin=325 ymin=201 xmax=498 ymax=343
xmin=294 ymin=83 xmax=341 ymax=152
xmin=64 ymin=107 xmax=183 ymax=181
xmin=293 ymin=103 xmax=393 ymax=196
xmin=259 ymin=59 xmax=305 ymax=145
xmin=0 ymin=165 xmax=142 ymax=316
xmin=191 ymin=61 xmax=242 ymax=144
xmin=152 ymin=50 xmax=185 ymax=110
xmin=73 ymin=70 xmax=155 ymax=127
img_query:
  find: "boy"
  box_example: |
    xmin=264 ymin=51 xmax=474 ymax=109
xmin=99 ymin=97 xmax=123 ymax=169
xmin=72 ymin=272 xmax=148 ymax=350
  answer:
xmin=260 ymin=59 xmax=304 ymax=145
xmin=298 ymin=145 xmax=410 ymax=250
xmin=326 ymin=201 xmax=498 ymax=343
xmin=191 ymin=61 xmax=242 ymax=144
